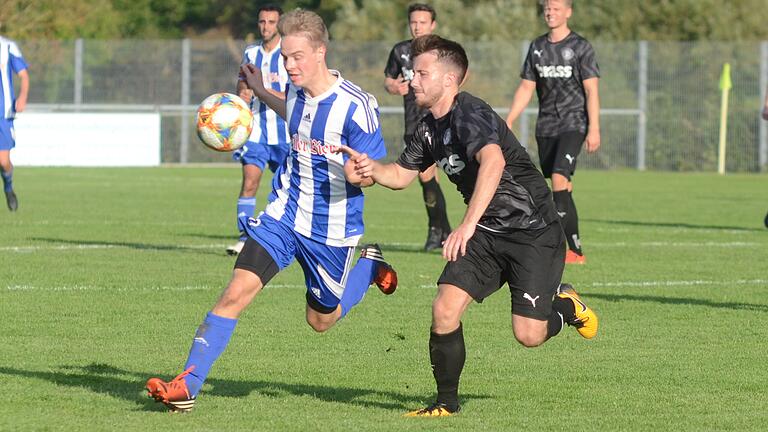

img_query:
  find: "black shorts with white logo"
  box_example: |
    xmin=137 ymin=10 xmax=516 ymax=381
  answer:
xmin=437 ymin=222 xmax=565 ymax=320
xmin=536 ymin=131 xmax=586 ymax=180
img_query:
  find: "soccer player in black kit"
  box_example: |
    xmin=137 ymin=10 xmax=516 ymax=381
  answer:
xmin=506 ymin=0 xmax=601 ymax=264
xmin=340 ymin=34 xmax=599 ymax=416
xmin=384 ymin=3 xmax=452 ymax=251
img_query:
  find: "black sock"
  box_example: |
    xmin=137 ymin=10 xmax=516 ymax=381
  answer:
xmin=421 ymin=178 xmax=449 ymax=231
xmin=429 ymin=323 xmax=465 ymax=412
xmin=549 ymin=295 xmax=576 ymax=337
xmin=553 ymin=190 xmax=582 ymax=255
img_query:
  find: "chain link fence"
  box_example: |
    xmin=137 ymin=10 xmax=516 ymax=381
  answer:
xmin=19 ymin=39 xmax=768 ymax=171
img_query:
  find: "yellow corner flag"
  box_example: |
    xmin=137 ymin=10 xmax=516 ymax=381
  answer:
xmin=717 ymin=63 xmax=731 ymax=175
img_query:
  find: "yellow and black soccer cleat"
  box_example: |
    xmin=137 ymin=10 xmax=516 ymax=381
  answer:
xmin=557 ymin=284 xmax=599 ymax=339
xmin=404 ymin=403 xmax=459 ymax=417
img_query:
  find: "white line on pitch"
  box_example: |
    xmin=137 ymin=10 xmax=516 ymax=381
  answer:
xmin=3 ymin=284 xmax=303 ymax=292
xmin=0 ymin=244 xmax=228 ymax=252
xmin=417 ymin=279 xmax=768 ymax=289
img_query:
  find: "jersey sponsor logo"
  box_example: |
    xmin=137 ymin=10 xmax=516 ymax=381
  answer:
xmin=535 ymin=64 xmax=573 ymax=78
xmin=437 ymin=154 xmax=466 ymax=175
xmin=523 ymin=292 xmax=540 ymax=308
xmin=266 ymin=72 xmax=281 ymax=84
xmin=291 ymin=134 xmax=339 ymax=156
xmin=561 ymin=48 xmax=575 ymax=61
xmin=533 ymin=49 xmax=544 ymax=58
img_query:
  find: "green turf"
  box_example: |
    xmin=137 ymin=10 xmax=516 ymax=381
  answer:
xmin=1 ymin=167 xmax=767 ymax=431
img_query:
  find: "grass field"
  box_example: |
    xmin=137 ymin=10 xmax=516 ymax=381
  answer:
xmin=1 ymin=167 xmax=767 ymax=431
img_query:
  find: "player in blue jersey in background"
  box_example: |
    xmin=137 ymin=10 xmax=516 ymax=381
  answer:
xmin=227 ymin=4 xmax=291 ymax=255
xmin=146 ymin=9 xmax=398 ymax=412
xmin=0 ymin=36 xmax=29 ymax=212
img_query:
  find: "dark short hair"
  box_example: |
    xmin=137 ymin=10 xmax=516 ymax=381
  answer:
xmin=408 ymin=3 xmax=436 ymax=21
xmin=258 ymin=4 xmax=283 ymax=16
xmin=411 ymin=35 xmax=468 ymax=83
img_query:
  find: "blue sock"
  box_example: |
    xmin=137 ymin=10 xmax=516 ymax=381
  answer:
xmin=183 ymin=312 xmax=238 ymax=397
xmin=237 ymin=197 xmax=256 ymax=240
xmin=1 ymin=170 xmax=12 ymax=192
xmin=339 ymin=257 xmax=378 ymax=318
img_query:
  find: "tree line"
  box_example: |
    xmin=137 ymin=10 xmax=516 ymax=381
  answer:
xmin=2 ymin=0 xmax=768 ymax=41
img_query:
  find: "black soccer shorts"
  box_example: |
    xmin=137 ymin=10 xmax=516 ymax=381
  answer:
xmin=437 ymin=222 xmax=566 ymax=320
xmin=536 ymin=131 xmax=586 ymax=180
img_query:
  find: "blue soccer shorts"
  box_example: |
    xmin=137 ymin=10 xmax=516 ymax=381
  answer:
xmin=232 ymin=141 xmax=289 ymax=173
xmin=0 ymin=118 xmax=16 ymax=151
xmin=236 ymin=212 xmax=356 ymax=311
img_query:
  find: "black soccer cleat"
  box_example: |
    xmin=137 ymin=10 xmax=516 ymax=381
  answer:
xmin=5 ymin=189 xmax=17 ymax=212
xmin=424 ymin=227 xmax=448 ymax=252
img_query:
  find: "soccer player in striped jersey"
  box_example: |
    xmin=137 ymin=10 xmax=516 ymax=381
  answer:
xmin=384 ymin=3 xmax=452 ymax=251
xmin=506 ymin=0 xmax=601 ymax=264
xmin=227 ymin=4 xmax=291 ymax=256
xmin=0 ymin=35 xmax=29 ymax=212
xmin=145 ymin=9 xmax=397 ymax=413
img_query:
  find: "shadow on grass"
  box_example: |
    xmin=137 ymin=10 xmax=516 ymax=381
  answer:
xmin=0 ymin=363 xmax=492 ymax=412
xmin=583 ymin=218 xmax=765 ymax=232
xmin=29 ymin=237 xmax=222 ymax=256
xmin=587 ymin=293 xmax=768 ymax=312
xmin=184 ymin=232 xmax=234 ymax=241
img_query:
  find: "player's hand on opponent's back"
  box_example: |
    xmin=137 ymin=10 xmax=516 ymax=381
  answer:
xmin=336 ymin=145 xmax=373 ymax=187
xmin=442 ymin=222 xmax=474 ymax=262
xmin=240 ymin=64 xmax=266 ymax=95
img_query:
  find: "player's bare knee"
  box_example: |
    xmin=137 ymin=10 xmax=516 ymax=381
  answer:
xmin=513 ymin=328 xmax=547 ymax=347
xmin=431 ymin=303 xmax=461 ymax=332
xmin=306 ymin=316 xmax=334 ymax=333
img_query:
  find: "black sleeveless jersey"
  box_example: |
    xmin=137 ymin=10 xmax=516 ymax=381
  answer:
xmin=384 ymin=39 xmax=429 ymax=138
xmin=397 ymin=92 xmax=558 ymax=232
xmin=521 ymin=31 xmax=600 ymax=137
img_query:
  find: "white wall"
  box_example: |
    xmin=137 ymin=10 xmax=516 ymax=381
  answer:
xmin=12 ymin=113 xmax=161 ymax=166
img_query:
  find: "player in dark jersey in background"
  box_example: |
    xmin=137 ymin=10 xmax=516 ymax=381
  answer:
xmin=506 ymin=0 xmax=601 ymax=264
xmin=341 ymin=34 xmax=599 ymax=417
xmin=384 ymin=3 xmax=452 ymax=251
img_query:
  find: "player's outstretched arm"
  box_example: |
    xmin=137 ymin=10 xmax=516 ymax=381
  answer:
xmin=583 ymin=77 xmax=601 ymax=153
xmin=240 ymin=64 xmax=286 ymax=119
xmin=336 ymin=146 xmax=419 ymax=189
xmin=505 ymin=79 xmax=535 ymax=129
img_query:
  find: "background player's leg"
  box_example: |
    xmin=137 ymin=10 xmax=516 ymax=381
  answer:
xmin=552 ymin=173 xmax=583 ymax=258
xmin=229 ymin=163 xmax=263 ymax=255
xmin=419 ymin=165 xmax=451 ymax=251
xmin=0 ymin=150 xmax=17 ymax=211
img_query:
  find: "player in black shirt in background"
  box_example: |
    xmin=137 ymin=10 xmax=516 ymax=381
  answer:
xmin=384 ymin=3 xmax=452 ymax=251
xmin=341 ymin=35 xmax=599 ymax=417
xmin=506 ymin=0 xmax=601 ymax=264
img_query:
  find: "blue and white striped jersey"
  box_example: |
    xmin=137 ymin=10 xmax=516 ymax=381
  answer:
xmin=265 ymin=71 xmax=387 ymax=247
xmin=1 ymin=37 xmax=28 ymax=119
xmin=239 ymin=41 xmax=290 ymax=146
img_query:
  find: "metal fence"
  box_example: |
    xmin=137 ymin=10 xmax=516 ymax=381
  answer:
xmin=19 ymin=39 xmax=768 ymax=172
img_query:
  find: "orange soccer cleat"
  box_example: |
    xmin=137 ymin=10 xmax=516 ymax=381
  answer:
xmin=565 ymin=249 xmax=586 ymax=265
xmin=359 ymin=244 xmax=398 ymax=295
xmin=145 ymin=367 xmax=196 ymax=412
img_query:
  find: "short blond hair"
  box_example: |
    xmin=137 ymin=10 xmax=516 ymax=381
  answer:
xmin=540 ymin=0 xmax=573 ymax=6
xmin=278 ymin=9 xmax=329 ymax=48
